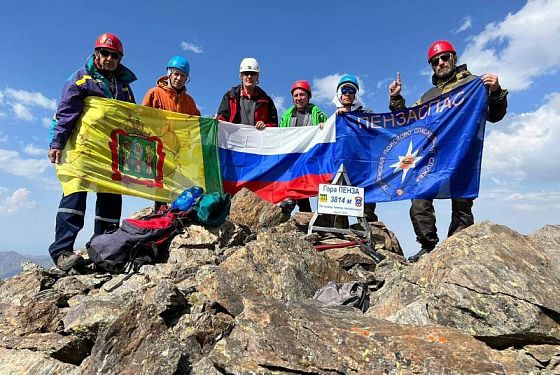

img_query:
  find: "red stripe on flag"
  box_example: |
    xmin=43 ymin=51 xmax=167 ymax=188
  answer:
xmin=223 ymin=173 xmax=332 ymax=203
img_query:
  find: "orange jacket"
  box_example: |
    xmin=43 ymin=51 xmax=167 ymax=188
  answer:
xmin=141 ymin=76 xmax=201 ymax=116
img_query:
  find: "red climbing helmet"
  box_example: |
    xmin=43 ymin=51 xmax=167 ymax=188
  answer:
xmin=427 ymin=40 xmax=456 ymax=62
xmin=95 ymin=33 xmax=124 ymax=55
xmin=290 ymin=80 xmax=312 ymax=97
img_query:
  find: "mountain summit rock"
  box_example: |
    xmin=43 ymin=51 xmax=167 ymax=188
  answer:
xmin=0 ymin=191 xmax=558 ymax=374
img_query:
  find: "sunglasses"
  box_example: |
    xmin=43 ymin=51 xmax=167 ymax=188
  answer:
xmin=430 ymin=52 xmax=453 ymax=67
xmin=340 ymin=87 xmax=357 ymax=95
xmin=241 ymin=71 xmax=257 ymax=77
xmin=98 ymin=48 xmax=121 ymax=59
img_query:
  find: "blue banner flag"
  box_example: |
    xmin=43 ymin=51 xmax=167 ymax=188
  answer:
xmin=334 ymin=78 xmax=489 ymax=203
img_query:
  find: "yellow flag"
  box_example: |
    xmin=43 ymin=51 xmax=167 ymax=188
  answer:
xmin=56 ymin=97 xmax=222 ymax=202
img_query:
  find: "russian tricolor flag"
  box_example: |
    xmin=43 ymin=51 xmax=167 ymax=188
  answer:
xmin=218 ymin=116 xmax=336 ymax=203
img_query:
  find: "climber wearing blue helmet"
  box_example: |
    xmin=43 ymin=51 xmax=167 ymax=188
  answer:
xmin=142 ymin=55 xmax=200 ymax=211
xmin=167 ymin=55 xmax=190 ymax=75
xmin=333 ymin=74 xmax=368 ymax=115
xmin=337 ymin=74 xmax=359 ymax=90
xmin=332 ymin=74 xmax=379 ymax=224
xmin=142 ymin=55 xmax=199 ymax=115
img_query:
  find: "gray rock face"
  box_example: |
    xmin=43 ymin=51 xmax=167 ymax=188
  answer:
xmin=63 ymin=299 xmax=124 ymax=338
xmin=228 ymin=187 xmax=289 ymax=232
xmin=80 ymin=281 xmax=199 ymax=375
xmin=0 ymin=262 xmax=56 ymax=306
xmin=1 ymin=190 xmax=558 ymax=375
xmin=205 ymin=299 xmax=524 ymax=374
xmin=0 ymin=333 xmax=90 ymax=365
xmin=529 ymin=224 xmax=560 ymax=275
xmin=0 ymin=347 xmax=80 ymax=375
xmin=369 ymin=221 xmax=560 ymax=348
xmin=198 ymin=232 xmax=352 ymax=316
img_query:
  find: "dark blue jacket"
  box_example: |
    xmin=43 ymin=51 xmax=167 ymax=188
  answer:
xmin=49 ymin=54 xmax=136 ymax=149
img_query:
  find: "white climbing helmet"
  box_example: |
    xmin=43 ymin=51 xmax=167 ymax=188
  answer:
xmin=239 ymin=57 xmax=260 ymax=73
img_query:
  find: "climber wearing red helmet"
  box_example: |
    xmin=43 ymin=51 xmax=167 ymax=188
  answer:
xmin=278 ymin=80 xmax=328 ymax=214
xmin=48 ymin=33 xmax=137 ymax=272
xmin=280 ymin=80 xmax=327 ymax=128
xmin=388 ymin=39 xmax=508 ymax=263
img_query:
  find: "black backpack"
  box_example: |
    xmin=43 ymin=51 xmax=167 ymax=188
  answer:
xmin=87 ymin=209 xmax=190 ymax=274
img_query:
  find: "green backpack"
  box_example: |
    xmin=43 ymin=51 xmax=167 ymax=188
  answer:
xmin=193 ymin=193 xmax=231 ymax=227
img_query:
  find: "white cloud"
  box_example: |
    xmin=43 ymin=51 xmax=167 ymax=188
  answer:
xmin=482 ymin=92 xmax=560 ymax=181
xmin=376 ymin=77 xmax=393 ymax=90
xmin=0 ymin=87 xmax=57 ymax=123
xmin=42 ymin=117 xmax=52 ymax=128
xmin=312 ymin=73 xmax=366 ymax=106
xmin=461 ymin=0 xmax=560 ymax=91
xmin=480 ymin=189 xmax=560 ymax=211
xmin=11 ymin=102 xmax=34 ymax=121
xmin=23 ymin=143 xmax=48 ymax=156
xmin=271 ymin=95 xmax=287 ymax=116
xmin=452 ymin=15 xmax=472 ymax=34
xmin=3 ymin=88 xmax=56 ymax=110
xmin=180 ymin=41 xmax=203 ymax=54
xmin=0 ymin=188 xmax=37 ymax=214
xmin=0 ymin=149 xmax=50 ymax=178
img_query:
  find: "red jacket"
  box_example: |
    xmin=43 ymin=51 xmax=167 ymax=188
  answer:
xmin=142 ymin=76 xmax=200 ymax=116
xmin=216 ymin=85 xmax=278 ymax=127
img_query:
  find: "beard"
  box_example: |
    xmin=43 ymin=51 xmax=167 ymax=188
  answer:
xmin=434 ymin=64 xmax=455 ymax=80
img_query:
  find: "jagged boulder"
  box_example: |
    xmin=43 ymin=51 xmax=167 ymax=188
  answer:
xmin=0 ymin=262 xmax=57 ymax=306
xmin=0 ymin=333 xmax=90 ymax=366
xmin=529 ymin=224 xmax=560 ymax=275
xmin=62 ymin=299 xmax=126 ymax=339
xmin=228 ymin=187 xmax=289 ymax=232
xmin=2 ymin=215 xmax=559 ymax=374
xmin=198 ymin=232 xmax=353 ymax=316
xmin=508 ymin=344 xmax=560 ymax=373
xmin=169 ymin=220 xmax=249 ymax=251
xmin=80 ymin=281 xmax=199 ymax=375
xmin=0 ymin=265 xmax=68 ymax=337
xmin=322 ymin=246 xmax=377 ymax=269
xmin=0 ymin=347 xmax=80 ymax=375
xmin=200 ymin=298 xmax=526 ymax=374
xmin=368 ymin=221 xmax=560 ymax=348
xmin=369 ymin=221 xmax=404 ymax=255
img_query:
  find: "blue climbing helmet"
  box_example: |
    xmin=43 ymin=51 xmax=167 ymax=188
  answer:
xmin=167 ymin=56 xmax=190 ymax=75
xmin=337 ymin=74 xmax=359 ymax=91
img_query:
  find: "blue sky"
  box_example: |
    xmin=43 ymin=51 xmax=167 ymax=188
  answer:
xmin=0 ymin=0 xmax=558 ymax=257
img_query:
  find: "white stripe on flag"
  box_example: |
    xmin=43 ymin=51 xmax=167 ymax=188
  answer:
xmin=217 ymin=115 xmax=336 ymax=155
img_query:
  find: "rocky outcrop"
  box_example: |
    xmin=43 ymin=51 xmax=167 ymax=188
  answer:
xmin=198 ymin=232 xmax=353 ymax=316
xmin=0 ymin=191 xmax=558 ymax=374
xmin=529 ymin=224 xmax=560 ymax=275
xmin=368 ymin=221 xmax=560 ymax=349
xmin=202 ymin=299 xmax=526 ymax=374
xmin=228 ymin=187 xmax=289 ymax=232
xmin=0 ymin=251 xmax=53 ymax=279
xmin=80 ymin=281 xmax=200 ymax=375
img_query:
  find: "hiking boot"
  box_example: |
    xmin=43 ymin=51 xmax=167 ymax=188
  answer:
xmin=408 ymin=248 xmax=433 ymax=263
xmin=55 ymin=250 xmax=86 ymax=271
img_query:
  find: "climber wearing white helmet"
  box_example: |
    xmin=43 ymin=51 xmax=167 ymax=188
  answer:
xmin=216 ymin=57 xmax=278 ymax=130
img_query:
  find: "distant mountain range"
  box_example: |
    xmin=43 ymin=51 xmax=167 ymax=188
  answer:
xmin=0 ymin=251 xmax=53 ymax=279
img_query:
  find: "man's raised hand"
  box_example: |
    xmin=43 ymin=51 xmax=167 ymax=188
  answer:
xmin=389 ymin=72 xmax=402 ymax=97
